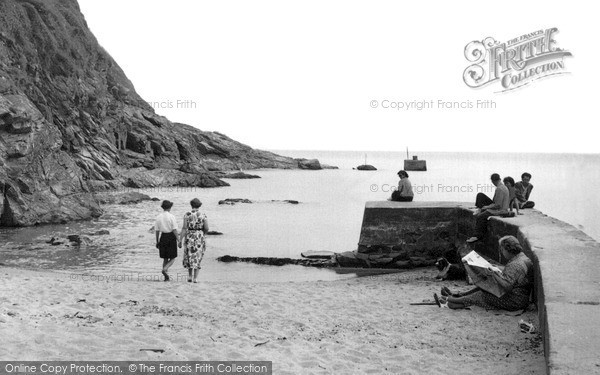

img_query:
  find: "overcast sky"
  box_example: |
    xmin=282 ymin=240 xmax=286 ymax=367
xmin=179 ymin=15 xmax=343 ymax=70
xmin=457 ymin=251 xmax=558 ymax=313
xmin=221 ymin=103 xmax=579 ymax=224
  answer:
xmin=78 ymin=0 xmax=597 ymax=153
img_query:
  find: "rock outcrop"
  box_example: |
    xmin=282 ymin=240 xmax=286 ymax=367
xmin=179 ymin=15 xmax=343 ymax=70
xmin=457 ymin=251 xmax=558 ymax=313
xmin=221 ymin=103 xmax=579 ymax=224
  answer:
xmin=218 ymin=198 xmax=253 ymax=205
xmin=0 ymin=0 xmax=323 ymax=226
xmin=272 ymin=200 xmax=299 ymax=204
xmin=217 ymin=198 xmax=300 ymax=205
xmin=95 ymin=191 xmax=154 ymax=205
xmin=220 ymin=171 xmax=261 ymax=179
xmin=356 ymin=164 xmax=377 ymax=171
xmin=295 ymin=158 xmax=322 ymax=170
xmin=218 ymin=255 xmax=336 ymax=268
xmin=217 ymin=249 xmax=438 ymax=270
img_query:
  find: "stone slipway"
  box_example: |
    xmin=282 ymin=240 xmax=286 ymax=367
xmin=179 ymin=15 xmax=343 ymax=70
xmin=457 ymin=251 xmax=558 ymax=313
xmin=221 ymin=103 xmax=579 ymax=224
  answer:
xmin=360 ymin=201 xmax=600 ymax=374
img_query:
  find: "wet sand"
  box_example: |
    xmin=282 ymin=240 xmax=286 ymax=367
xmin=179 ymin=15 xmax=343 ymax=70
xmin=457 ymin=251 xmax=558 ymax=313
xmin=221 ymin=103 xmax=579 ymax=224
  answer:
xmin=0 ymin=266 xmax=544 ymax=374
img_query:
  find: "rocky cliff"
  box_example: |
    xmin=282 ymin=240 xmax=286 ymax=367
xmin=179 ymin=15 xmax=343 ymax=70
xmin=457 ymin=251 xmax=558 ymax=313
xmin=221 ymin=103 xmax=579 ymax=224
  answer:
xmin=0 ymin=0 xmax=312 ymax=226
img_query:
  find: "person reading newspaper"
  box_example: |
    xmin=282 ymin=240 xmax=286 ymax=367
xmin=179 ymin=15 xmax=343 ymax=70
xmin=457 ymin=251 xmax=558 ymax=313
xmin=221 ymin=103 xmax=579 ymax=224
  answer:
xmin=434 ymin=236 xmax=533 ymax=311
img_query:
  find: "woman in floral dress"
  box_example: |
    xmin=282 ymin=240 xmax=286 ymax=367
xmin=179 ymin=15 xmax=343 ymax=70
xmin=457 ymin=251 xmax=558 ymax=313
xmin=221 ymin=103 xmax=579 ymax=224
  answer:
xmin=180 ymin=198 xmax=209 ymax=283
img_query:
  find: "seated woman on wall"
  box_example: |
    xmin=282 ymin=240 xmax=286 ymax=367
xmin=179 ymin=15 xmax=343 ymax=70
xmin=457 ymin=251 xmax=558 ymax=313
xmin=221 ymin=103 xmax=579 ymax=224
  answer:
xmin=503 ymin=176 xmax=521 ymax=216
xmin=391 ymin=170 xmax=414 ymax=202
xmin=435 ymin=235 xmax=533 ymax=311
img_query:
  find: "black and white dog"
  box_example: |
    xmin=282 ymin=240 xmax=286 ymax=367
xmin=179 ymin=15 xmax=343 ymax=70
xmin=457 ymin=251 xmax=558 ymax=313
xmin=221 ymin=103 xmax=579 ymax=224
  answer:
xmin=435 ymin=257 xmax=466 ymax=281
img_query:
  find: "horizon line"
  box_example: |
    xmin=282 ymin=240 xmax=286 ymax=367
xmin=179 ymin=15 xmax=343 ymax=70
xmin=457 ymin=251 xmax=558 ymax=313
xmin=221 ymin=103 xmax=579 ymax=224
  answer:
xmin=266 ymin=149 xmax=600 ymax=156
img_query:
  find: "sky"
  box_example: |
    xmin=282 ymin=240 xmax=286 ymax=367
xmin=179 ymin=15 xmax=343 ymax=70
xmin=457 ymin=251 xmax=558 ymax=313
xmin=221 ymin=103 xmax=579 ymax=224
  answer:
xmin=77 ymin=0 xmax=597 ymax=153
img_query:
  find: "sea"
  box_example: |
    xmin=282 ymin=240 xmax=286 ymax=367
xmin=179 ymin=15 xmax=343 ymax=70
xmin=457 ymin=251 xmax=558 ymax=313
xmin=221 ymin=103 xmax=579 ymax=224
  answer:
xmin=1 ymin=151 xmax=598 ymax=283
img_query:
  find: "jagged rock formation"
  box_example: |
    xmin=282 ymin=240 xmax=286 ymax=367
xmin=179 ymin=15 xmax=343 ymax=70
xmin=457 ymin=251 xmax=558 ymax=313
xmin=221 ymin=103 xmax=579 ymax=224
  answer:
xmin=0 ymin=0 xmax=320 ymax=226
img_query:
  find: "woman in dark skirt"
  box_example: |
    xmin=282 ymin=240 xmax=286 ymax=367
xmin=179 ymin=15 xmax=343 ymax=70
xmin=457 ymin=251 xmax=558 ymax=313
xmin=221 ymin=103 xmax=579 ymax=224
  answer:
xmin=154 ymin=200 xmax=180 ymax=281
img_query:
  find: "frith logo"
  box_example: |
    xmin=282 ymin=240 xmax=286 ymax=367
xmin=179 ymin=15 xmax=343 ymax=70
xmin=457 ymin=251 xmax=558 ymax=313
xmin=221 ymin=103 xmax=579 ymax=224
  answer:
xmin=463 ymin=28 xmax=572 ymax=92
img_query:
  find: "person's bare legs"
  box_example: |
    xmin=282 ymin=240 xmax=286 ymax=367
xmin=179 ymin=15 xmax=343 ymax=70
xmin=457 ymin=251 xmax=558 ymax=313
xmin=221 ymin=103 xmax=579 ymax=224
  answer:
xmin=442 ymin=286 xmax=480 ymax=297
xmin=193 ymin=268 xmax=200 ymax=283
xmin=443 ymin=287 xmax=488 ymax=309
xmin=165 ymin=258 xmax=176 ymax=271
xmin=187 ymin=268 xmax=193 ymax=282
xmin=162 ymin=258 xmax=175 ymax=281
xmin=163 ymin=258 xmax=175 ymax=272
xmin=443 ymin=295 xmax=468 ymax=309
xmin=458 ymin=287 xmax=480 ymax=297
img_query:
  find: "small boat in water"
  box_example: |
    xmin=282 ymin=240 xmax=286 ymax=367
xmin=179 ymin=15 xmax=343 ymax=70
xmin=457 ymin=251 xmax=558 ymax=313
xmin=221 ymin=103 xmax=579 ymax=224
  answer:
xmin=356 ymin=153 xmax=377 ymax=171
xmin=403 ymin=148 xmax=426 ymax=171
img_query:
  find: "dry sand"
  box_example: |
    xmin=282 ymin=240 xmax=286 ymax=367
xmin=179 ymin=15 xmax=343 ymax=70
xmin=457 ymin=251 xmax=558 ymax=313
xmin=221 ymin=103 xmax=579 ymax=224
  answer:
xmin=0 ymin=266 xmax=544 ymax=374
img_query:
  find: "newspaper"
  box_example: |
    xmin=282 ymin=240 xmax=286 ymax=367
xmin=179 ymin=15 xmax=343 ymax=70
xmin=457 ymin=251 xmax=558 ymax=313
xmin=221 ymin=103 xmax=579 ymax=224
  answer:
xmin=462 ymin=251 xmax=502 ymax=273
xmin=461 ymin=250 xmax=506 ymax=298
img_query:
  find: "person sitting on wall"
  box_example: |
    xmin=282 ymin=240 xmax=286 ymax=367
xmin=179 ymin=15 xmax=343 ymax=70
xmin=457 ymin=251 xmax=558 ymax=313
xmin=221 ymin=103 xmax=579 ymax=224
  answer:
xmin=391 ymin=170 xmax=414 ymax=202
xmin=467 ymin=173 xmax=509 ymax=243
xmin=434 ymin=235 xmax=533 ymax=311
xmin=515 ymin=172 xmax=535 ymax=209
xmin=503 ymin=176 xmax=521 ymax=216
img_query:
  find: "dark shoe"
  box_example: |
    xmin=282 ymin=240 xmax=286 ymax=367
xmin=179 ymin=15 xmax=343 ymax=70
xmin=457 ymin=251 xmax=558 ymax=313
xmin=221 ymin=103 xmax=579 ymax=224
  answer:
xmin=522 ymin=201 xmax=535 ymax=209
xmin=162 ymin=271 xmax=170 ymax=281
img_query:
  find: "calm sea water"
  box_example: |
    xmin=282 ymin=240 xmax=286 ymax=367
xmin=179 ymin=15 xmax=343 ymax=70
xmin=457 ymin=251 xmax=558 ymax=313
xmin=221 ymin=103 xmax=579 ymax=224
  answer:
xmin=1 ymin=151 xmax=598 ymax=282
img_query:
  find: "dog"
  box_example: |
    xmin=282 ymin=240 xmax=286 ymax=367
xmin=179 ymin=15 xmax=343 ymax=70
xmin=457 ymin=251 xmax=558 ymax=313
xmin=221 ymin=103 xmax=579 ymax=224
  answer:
xmin=435 ymin=257 xmax=466 ymax=281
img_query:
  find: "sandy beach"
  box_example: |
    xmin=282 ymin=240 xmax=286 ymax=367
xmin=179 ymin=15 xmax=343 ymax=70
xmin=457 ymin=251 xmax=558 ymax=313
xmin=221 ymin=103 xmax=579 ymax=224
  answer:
xmin=0 ymin=266 xmax=544 ymax=374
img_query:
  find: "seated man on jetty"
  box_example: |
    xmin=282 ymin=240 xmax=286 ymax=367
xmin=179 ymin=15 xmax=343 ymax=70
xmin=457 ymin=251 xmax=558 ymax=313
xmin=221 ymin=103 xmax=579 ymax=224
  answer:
xmin=515 ymin=172 xmax=535 ymax=209
xmin=390 ymin=170 xmax=414 ymax=202
xmin=467 ymin=173 xmax=509 ymax=243
xmin=436 ymin=236 xmax=533 ymax=311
